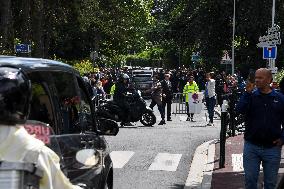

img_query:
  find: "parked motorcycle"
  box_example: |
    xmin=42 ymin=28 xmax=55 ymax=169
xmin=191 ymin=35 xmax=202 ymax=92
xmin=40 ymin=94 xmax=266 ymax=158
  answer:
xmin=96 ymin=91 xmax=156 ymax=126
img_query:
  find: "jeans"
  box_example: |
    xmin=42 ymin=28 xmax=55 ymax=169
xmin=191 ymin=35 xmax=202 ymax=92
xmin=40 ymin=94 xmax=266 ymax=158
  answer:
xmin=205 ymin=97 xmax=216 ymax=123
xmin=243 ymin=141 xmax=282 ymax=189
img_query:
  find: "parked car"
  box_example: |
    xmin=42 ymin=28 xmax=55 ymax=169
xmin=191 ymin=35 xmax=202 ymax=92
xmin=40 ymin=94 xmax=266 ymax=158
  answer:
xmin=0 ymin=55 xmax=119 ymax=189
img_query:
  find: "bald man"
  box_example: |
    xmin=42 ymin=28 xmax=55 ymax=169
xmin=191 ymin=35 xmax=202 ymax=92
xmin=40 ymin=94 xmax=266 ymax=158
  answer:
xmin=236 ymin=68 xmax=284 ymax=189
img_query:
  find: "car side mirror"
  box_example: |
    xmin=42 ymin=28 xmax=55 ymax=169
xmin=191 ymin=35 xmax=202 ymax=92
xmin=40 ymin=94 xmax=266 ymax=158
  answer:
xmin=96 ymin=118 xmax=119 ymax=136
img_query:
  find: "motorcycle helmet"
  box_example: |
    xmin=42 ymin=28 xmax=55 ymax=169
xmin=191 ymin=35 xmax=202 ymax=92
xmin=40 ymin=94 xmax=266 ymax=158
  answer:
xmin=122 ymin=74 xmax=130 ymax=80
xmin=121 ymin=73 xmax=130 ymax=83
xmin=0 ymin=67 xmax=32 ymax=125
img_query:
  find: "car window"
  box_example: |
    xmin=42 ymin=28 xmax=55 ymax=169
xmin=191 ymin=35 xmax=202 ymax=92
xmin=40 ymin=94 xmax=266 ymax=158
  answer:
xmin=28 ymin=73 xmax=55 ymax=130
xmin=51 ymin=72 xmax=81 ymax=133
xmin=133 ymin=75 xmax=152 ymax=82
xmin=77 ymin=77 xmax=94 ymax=131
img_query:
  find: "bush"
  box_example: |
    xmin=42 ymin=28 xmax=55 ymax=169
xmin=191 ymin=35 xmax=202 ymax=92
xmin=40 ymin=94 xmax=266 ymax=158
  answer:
xmin=275 ymin=69 xmax=284 ymax=83
xmin=72 ymin=60 xmax=99 ymax=75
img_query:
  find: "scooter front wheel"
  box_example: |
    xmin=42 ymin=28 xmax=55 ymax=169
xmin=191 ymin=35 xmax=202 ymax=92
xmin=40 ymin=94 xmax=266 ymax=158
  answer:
xmin=140 ymin=109 xmax=156 ymax=126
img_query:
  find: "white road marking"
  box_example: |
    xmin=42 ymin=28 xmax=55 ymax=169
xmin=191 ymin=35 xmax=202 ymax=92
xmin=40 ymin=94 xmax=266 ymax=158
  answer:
xmin=110 ymin=151 xmax=135 ymax=168
xmin=232 ymin=153 xmax=243 ymax=172
xmin=148 ymin=153 xmax=182 ymax=171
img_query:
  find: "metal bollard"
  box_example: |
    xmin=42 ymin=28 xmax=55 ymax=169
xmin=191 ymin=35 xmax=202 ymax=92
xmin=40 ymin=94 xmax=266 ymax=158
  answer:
xmin=219 ymin=100 xmax=228 ymax=168
xmin=229 ymin=93 xmax=236 ymax=137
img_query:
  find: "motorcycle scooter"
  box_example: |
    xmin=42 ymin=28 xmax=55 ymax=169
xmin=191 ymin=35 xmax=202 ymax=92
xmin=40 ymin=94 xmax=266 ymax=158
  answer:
xmin=96 ymin=90 xmax=156 ymax=127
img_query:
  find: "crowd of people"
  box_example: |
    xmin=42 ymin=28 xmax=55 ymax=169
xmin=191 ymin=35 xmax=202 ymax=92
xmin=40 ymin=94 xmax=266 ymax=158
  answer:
xmin=82 ymin=66 xmax=253 ymax=126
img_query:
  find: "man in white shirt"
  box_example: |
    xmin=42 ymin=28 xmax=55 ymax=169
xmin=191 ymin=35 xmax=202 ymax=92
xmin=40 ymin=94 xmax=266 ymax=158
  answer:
xmin=204 ymin=72 xmax=216 ymax=126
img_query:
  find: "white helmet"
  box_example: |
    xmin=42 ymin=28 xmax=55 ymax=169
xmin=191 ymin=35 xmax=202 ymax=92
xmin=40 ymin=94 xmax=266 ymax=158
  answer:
xmin=122 ymin=74 xmax=130 ymax=80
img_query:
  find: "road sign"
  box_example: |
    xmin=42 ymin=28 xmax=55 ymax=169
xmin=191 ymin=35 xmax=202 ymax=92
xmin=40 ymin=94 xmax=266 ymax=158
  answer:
xmin=257 ymin=25 xmax=281 ymax=47
xmin=221 ymin=50 xmax=232 ymax=64
xmin=15 ymin=44 xmax=31 ymax=53
xmin=263 ymin=46 xmax=277 ymax=59
xmin=268 ymin=67 xmax=278 ymax=74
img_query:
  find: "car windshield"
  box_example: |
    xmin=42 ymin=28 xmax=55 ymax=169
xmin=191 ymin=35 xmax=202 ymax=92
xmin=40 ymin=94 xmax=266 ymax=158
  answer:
xmin=132 ymin=75 xmax=152 ymax=82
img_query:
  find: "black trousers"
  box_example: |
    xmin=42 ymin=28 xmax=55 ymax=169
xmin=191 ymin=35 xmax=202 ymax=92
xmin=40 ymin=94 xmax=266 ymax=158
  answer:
xmin=162 ymin=99 xmax=172 ymax=120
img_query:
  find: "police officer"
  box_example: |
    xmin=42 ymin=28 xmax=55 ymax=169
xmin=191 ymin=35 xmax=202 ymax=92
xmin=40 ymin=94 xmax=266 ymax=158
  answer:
xmin=0 ymin=66 xmax=81 ymax=189
xmin=183 ymin=75 xmax=199 ymax=121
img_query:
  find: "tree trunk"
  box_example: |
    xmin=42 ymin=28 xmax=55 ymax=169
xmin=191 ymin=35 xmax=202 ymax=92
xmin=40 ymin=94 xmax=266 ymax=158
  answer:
xmin=0 ymin=0 xmax=12 ymax=53
xmin=31 ymin=0 xmax=44 ymax=57
xmin=19 ymin=0 xmax=31 ymax=56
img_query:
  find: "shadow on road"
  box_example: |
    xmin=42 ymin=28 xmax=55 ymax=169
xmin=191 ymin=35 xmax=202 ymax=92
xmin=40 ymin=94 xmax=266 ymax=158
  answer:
xmin=170 ymin=184 xmax=184 ymax=189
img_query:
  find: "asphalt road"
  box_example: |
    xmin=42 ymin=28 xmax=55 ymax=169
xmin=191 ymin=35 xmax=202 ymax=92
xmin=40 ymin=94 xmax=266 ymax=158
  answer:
xmin=105 ymin=102 xmax=221 ymax=189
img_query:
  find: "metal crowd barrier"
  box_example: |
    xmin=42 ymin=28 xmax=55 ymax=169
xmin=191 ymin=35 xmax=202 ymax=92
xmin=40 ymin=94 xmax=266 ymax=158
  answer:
xmin=172 ymin=93 xmax=187 ymax=115
xmin=172 ymin=92 xmax=204 ymax=115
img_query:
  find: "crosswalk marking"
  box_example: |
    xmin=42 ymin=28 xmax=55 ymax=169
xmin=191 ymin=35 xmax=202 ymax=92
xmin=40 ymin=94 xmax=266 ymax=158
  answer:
xmin=148 ymin=153 xmax=182 ymax=172
xmin=110 ymin=151 xmax=134 ymax=168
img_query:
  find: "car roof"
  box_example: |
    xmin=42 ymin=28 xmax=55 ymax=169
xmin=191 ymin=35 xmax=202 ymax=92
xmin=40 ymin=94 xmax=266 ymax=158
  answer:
xmin=0 ymin=55 xmax=78 ymax=74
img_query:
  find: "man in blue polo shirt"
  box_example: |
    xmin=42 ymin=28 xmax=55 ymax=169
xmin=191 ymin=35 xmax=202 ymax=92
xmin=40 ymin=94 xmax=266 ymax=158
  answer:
xmin=236 ymin=68 xmax=284 ymax=189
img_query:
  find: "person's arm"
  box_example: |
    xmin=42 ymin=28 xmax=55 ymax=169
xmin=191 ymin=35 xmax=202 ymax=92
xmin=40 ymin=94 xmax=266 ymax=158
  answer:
xmin=194 ymin=82 xmax=199 ymax=92
xmin=183 ymin=84 xmax=187 ymax=96
xmin=235 ymin=81 xmax=254 ymax=114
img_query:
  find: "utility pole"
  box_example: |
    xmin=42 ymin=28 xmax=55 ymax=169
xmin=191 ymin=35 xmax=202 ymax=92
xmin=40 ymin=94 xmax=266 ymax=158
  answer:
xmin=231 ymin=0 xmax=236 ymax=75
xmin=270 ymin=0 xmax=276 ymax=75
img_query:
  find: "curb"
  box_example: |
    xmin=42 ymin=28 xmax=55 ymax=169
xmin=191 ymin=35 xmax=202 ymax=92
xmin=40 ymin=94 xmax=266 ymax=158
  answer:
xmin=184 ymin=139 xmax=218 ymax=189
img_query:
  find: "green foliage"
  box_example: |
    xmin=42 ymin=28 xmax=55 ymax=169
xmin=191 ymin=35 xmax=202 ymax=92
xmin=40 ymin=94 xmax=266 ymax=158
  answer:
xmin=73 ymin=60 xmax=99 ymax=75
xmin=275 ymin=69 xmax=284 ymax=83
xmin=1 ymin=0 xmax=284 ymax=72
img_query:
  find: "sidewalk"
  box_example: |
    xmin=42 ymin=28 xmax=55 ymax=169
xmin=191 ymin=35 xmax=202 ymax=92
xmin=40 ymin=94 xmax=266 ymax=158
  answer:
xmin=211 ymin=135 xmax=284 ymax=189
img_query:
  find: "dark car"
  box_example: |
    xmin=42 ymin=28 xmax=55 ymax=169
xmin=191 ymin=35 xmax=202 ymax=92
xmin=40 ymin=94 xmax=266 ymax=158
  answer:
xmin=0 ymin=56 xmax=119 ymax=189
xmin=131 ymin=69 xmax=153 ymax=98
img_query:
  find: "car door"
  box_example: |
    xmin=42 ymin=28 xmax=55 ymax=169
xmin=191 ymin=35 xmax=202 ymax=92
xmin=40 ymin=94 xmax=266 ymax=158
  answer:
xmin=49 ymin=71 xmax=107 ymax=187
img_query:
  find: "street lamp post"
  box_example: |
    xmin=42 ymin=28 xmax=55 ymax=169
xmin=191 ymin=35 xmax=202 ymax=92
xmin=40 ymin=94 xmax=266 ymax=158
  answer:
xmin=270 ymin=0 xmax=276 ymax=75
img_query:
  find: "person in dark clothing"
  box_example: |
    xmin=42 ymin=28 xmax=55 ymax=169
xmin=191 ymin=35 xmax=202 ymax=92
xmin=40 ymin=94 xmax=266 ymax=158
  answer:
xmin=149 ymin=77 xmax=165 ymax=125
xmin=103 ymin=75 xmax=114 ymax=94
xmin=236 ymin=68 xmax=284 ymax=189
xmin=161 ymin=73 xmax=173 ymax=122
xmin=113 ymin=74 xmax=132 ymax=126
xmin=177 ymin=72 xmax=187 ymax=93
xmin=215 ymin=73 xmax=225 ymax=107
